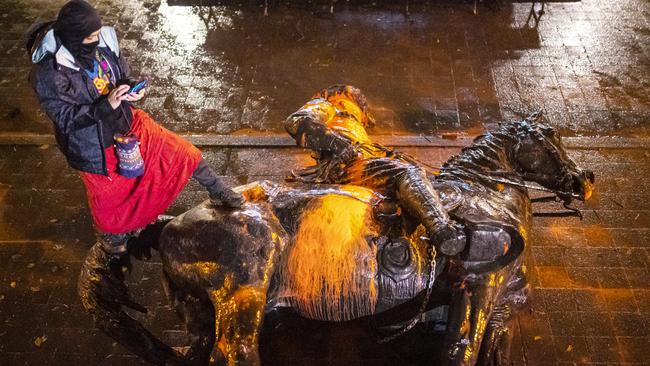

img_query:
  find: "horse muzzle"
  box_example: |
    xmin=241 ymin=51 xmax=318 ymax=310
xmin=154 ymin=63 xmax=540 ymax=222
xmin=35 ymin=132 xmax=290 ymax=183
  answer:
xmin=570 ymin=170 xmax=595 ymax=201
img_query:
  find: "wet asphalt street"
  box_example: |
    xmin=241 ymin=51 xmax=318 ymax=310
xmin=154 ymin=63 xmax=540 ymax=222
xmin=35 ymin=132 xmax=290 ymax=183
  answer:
xmin=0 ymin=0 xmax=649 ymax=365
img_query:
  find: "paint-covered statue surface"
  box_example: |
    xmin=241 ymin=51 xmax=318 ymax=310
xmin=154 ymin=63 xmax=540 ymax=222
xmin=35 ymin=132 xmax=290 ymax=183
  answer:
xmin=78 ymin=89 xmax=594 ymax=366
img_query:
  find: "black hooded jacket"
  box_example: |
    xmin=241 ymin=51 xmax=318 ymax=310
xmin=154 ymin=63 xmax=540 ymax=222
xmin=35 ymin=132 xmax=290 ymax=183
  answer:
xmin=28 ymin=23 xmax=134 ymax=175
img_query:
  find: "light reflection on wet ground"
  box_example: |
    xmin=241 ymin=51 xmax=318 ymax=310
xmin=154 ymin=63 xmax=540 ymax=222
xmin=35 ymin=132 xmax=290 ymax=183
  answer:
xmin=0 ymin=0 xmax=648 ymax=137
xmin=0 ymin=1 xmax=649 ymax=365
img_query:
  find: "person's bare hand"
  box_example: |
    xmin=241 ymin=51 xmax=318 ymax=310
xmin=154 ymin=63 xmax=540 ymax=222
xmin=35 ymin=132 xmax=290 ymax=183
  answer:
xmin=107 ymin=84 xmax=131 ymax=109
xmin=123 ymin=87 xmax=147 ymax=102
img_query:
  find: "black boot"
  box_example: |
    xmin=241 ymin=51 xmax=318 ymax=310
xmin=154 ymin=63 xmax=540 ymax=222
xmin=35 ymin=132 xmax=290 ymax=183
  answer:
xmin=397 ymin=166 xmax=466 ymax=256
xmin=192 ymin=159 xmax=244 ymax=208
xmin=209 ymin=185 xmax=245 ymax=208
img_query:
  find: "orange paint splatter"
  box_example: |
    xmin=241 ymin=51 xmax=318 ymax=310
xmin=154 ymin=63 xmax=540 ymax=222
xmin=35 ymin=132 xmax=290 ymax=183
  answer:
xmin=281 ymin=190 xmax=379 ymax=321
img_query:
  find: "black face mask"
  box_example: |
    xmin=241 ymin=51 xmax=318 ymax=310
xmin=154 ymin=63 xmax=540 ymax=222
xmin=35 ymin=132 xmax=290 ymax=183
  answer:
xmin=77 ymin=40 xmax=99 ymax=69
xmin=79 ymin=41 xmax=98 ymax=58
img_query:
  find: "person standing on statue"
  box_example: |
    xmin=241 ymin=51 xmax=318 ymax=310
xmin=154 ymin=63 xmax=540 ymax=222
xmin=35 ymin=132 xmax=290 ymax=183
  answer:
xmin=27 ymin=1 xmax=244 ymax=268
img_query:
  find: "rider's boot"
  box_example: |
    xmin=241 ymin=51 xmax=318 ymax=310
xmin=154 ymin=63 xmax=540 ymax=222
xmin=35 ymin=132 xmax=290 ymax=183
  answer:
xmin=396 ymin=166 xmax=466 ymax=256
xmin=192 ymin=159 xmax=245 ymax=208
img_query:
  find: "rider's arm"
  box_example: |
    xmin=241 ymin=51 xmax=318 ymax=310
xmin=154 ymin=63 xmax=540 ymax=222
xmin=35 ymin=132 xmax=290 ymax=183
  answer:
xmin=284 ymin=99 xmax=356 ymax=158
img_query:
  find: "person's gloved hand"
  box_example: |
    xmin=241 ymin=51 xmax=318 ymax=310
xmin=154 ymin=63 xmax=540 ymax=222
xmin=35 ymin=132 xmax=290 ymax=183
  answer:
xmin=432 ymin=221 xmax=466 ymax=256
xmin=210 ymin=188 xmax=245 ymax=208
xmin=327 ymin=134 xmax=360 ymax=164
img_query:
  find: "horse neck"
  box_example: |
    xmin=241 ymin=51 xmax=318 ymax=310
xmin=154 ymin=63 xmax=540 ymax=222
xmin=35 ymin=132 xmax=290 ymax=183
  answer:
xmin=441 ymin=129 xmax=532 ymax=228
xmin=443 ymin=131 xmax=519 ymax=178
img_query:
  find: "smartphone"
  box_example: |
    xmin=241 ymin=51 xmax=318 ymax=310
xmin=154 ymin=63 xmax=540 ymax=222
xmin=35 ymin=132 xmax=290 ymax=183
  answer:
xmin=128 ymin=80 xmax=148 ymax=94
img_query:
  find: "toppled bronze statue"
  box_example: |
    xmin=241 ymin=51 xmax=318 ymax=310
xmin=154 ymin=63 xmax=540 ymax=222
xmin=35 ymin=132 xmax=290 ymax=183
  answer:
xmin=78 ymin=85 xmax=594 ymax=365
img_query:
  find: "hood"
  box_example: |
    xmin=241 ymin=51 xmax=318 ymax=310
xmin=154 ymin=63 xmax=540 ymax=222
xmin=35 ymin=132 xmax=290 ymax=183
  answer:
xmin=31 ymin=25 xmax=120 ymax=71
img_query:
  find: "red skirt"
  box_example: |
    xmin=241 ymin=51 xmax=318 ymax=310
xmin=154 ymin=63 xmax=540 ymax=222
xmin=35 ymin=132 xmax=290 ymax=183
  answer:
xmin=80 ymin=109 xmax=202 ymax=234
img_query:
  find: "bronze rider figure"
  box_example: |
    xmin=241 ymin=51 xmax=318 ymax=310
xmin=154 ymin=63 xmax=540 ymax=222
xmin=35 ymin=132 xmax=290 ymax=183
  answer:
xmin=284 ymin=85 xmax=465 ymax=256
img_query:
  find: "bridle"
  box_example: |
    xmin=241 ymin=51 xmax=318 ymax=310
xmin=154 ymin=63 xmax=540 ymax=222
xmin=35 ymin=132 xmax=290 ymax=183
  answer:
xmin=376 ymin=117 xmax=588 ymax=342
xmin=510 ymin=116 xmax=582 ymax=199
xmin=442 ymin=113 xmax=587 ymax=218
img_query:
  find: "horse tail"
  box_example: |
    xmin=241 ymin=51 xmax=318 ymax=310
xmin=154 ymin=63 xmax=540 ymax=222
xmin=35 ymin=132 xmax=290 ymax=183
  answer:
xmin=78 ymin=217 xmax=188 ymax=366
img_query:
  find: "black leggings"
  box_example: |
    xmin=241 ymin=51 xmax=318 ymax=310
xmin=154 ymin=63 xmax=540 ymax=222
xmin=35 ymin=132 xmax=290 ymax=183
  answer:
xmin=192 ymin=158 xmax=229 ymax=196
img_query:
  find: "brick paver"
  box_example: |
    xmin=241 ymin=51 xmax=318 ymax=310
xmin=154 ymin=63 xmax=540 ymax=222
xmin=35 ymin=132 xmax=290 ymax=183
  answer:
xmin=0 ymin=0 xmax=648 ymax=365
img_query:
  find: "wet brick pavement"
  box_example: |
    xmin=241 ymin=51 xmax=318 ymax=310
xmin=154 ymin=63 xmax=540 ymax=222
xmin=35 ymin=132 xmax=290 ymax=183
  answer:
xmin=0 ymin=0 xmax=649 ymax=365
xmin=0 ymin=0 xmax=649 ymax=137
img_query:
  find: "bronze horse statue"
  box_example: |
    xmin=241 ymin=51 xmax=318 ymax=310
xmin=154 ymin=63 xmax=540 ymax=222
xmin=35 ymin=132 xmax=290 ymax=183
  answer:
xmin=78 ymin=114 xmax=594 ymax=366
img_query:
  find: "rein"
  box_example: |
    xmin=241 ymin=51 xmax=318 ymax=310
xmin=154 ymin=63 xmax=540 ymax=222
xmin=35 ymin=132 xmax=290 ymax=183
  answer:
xmin=361 ymin=142 xmax=443 ymax=175
xmin=443 ymin=164 xmax=583 ymax=219
xmin=446 ymin=164 xmax=583 ymax=199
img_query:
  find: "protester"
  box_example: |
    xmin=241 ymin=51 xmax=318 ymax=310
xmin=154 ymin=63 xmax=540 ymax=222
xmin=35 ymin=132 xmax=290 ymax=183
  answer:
xmin=27 ymin=0 xmax=244 ymax=263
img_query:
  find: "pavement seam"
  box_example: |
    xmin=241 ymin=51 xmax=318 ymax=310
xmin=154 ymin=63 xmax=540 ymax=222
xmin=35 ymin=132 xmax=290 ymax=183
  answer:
xmin=1 ymin=133 xmax=649 ymax=149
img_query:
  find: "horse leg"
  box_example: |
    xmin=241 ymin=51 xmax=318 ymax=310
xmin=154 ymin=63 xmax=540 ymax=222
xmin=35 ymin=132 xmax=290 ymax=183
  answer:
xmin=164 ymin=273 xmax=215 ymax=365
xmin=78 ymin=243 xmax=187 ymax=365
xmin=158 ymin=198 xmax=287 ymax=365
xmin=208 ymin=283 xmax=267 ymax=366
xmin=441 ymin=275 xmax=503 ymax=366
xmin=477 ymin=271 xmax=529 ymax=366
xmin=477 ymin=318 xmax=513 ymax=366
xmin=440 ymin=285 xmax=472 ymax=365
xmin=493 ymin=325 xmax=513 ymax=365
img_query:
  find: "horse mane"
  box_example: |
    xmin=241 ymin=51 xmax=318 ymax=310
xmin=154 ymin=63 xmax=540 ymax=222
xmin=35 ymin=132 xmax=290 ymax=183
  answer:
xmin=441 ymin=121 xmax=529 ymax=179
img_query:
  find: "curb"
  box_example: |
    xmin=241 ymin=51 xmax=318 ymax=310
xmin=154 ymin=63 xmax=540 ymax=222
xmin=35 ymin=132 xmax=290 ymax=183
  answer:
xmin=0 ymin=133 xmax=648 ymax=149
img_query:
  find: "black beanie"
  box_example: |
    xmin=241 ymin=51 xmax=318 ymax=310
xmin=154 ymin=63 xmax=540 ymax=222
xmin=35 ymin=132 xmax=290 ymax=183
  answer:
xmin=53 ymin=0 xmax=102 ymax=58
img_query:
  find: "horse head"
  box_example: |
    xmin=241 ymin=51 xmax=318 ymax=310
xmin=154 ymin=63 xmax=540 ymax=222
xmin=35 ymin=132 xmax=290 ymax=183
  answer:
xmin=509 ymin=115 xmax=595 ymax=203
